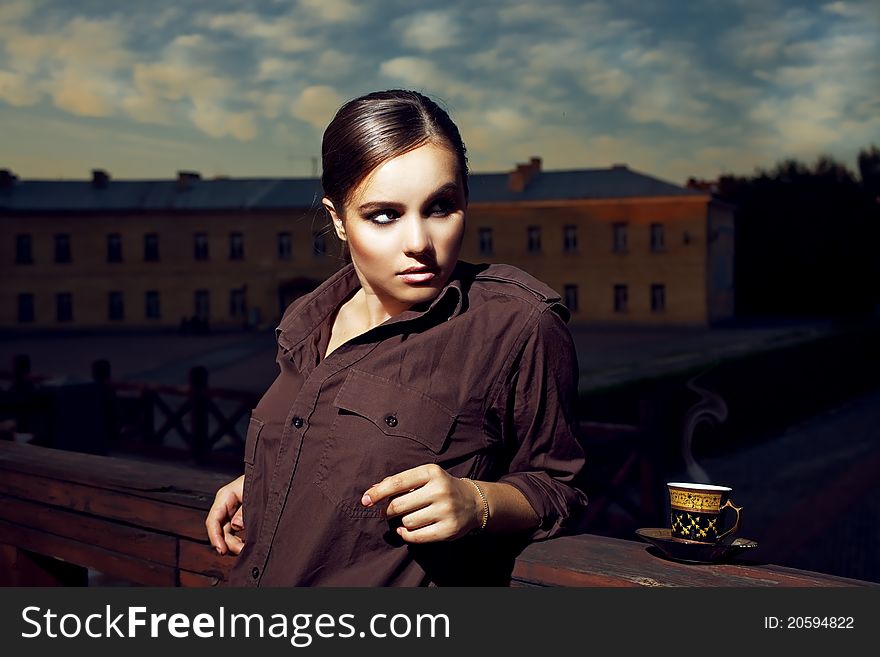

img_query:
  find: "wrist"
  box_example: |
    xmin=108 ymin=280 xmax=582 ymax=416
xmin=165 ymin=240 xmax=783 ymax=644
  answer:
xmin=460 ymin=477 xmax=489 ymax=533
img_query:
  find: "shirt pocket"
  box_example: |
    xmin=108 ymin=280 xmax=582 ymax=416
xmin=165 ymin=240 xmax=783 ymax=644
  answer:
xmin=314 ymin=369 xmax=456 ymax=518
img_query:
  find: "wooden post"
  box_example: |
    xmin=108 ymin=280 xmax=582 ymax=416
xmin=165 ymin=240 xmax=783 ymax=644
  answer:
xmin=189 ymin=366 xmax=209 ymax=463
xmin=141 ymin=390 xmax=158 ymax=445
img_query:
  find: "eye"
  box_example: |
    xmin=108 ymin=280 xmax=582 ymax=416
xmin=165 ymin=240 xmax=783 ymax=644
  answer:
xmin=427 ymin=198 xmax=456 ymax=217
xmin=367 ymin=209 xmax=399 ymax=225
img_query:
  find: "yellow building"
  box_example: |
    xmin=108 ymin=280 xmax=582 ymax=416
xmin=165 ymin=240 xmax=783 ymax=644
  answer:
xmin=0 ymin=161 xmax=733 ymax=331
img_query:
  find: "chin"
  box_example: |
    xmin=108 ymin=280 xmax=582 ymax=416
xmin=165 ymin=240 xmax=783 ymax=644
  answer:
xmin=393 ymin=282 xmax=442 ymax=305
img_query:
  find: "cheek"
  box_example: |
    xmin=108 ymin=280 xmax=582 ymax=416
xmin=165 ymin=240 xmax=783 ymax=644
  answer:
xmin=346 ymin=229 xmax=398 ymax=267
xmin=439 ymin=218 xmax=466 ymax=252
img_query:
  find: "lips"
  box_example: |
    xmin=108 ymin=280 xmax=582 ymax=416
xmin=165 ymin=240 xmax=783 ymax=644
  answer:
xmin=397 ymin=265 xmax=438 ymax=284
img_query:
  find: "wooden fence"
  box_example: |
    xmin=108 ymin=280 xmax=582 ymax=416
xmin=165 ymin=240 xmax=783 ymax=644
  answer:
xmin=1 ymin=441 xmax=873 ymax=588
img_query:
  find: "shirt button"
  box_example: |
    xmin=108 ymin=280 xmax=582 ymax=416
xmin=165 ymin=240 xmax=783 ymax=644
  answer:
xmin=292 ymin=416 xmax=303 ymax=428
xmin=385 ymin=414 xmax=398 ymax=427
xmin=251 ymin=567 xmax=260 ymax=580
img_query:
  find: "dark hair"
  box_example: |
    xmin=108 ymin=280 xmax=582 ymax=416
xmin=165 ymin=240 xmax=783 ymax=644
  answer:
xmin=321 ymin=89 xmax=469 ymax=212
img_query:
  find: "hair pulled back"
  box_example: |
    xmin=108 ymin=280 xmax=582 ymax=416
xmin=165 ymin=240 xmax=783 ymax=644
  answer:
xmin=321 ymin=89 xmax=469 ymax=212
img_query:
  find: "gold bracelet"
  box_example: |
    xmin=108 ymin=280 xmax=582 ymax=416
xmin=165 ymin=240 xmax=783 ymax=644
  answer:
xmin=460 ymin=477 xmax=489 ymax=532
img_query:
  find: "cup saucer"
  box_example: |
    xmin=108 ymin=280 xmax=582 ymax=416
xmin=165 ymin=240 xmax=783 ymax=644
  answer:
xmin=635 ymin=527 xmax=758 ymax=565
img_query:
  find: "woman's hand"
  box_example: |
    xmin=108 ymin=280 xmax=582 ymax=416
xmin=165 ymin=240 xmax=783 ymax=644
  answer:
xmin=205 ymin=474 xmax=246 ymax=555
xmin=360 ymin=464 xmax=485 ymax=542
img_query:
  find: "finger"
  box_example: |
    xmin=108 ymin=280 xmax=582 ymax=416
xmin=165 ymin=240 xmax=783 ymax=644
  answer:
xmin=231 ymin=506 xmax=244 ymax=531
xmin=206 ymin=508 xmax=229 ymax=553
xmin=397 ymin=522 xmax=447 ymax=544
xmin=398 ymin=506 xmax=439 ymax=531
xmin=223 ymin=524 xmax=245 ymax=555
xmin=383 ymin=487 xmax=432 ymax=519
xmin=362 ymin=464 xmax=437 ymax=506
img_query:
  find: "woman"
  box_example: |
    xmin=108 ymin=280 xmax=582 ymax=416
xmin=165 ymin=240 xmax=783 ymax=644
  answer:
xmin=206 ymin=89 xmax=587 ymax=586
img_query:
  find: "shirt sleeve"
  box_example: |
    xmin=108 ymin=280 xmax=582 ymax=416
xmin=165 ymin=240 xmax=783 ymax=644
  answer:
xmin=494 ymin=307 xmax=589 ymax=541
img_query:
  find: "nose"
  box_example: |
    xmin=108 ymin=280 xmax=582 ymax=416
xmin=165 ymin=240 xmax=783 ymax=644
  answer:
xmin=402 ymin=215 xmax=432 ymax=256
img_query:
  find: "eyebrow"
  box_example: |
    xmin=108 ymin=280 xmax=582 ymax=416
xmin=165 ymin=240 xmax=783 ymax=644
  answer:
xmin=356 ymin=182 xmax=462 ymax=215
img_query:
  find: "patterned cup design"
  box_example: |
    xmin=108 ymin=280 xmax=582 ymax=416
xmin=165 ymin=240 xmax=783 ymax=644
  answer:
xmin=667 ymin=482 xmax=743 ymax=544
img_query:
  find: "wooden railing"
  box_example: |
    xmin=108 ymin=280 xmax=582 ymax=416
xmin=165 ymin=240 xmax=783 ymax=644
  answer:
xmin=1 ymin=441 xmax=873 ymax=588
xmin=0 ymin=361 xmax=258 ymax=468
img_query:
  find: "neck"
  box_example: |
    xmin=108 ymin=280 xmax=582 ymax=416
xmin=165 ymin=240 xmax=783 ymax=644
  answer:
xmin=351 ymin=287 xmax=410 ymax=330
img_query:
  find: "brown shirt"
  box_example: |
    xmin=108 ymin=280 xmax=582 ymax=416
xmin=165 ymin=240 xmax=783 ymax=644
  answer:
xmin=226 ymin=260 xmax=587 ymax=587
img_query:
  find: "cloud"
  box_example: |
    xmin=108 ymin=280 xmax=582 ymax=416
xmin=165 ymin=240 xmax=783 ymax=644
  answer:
xmin=121 ymin=93 xmax=173 ymax=125
xmin=201 ymin=12 xmax=316 ymax=53
xmin=249 ymin=92 xmax=287 ymax=119
xmin=188 ymin=101 xmax=257 ymax=141
xmin=0 ymin=70 xmax=40 ymax=106
xmin=0 ymin=16 xmax=135 ymax=118
xmin=6 ymin=17 xmax=135 ymax=72
xmin=257 ymin=57 xmax=301 ymax=81
xmin=379 ymin=56 xmax=484 ymax=105
xmin=395 ymin=11 xmax=461 ymax=52
xmin=719 ymin=6 xmax=815 ymax=65
xmin=315 ymin=50 xmax=356 ymax=78
xmin=50 ymin=69 xmax=118 ymax=117
xmin=291 ymin=85 xmax=343 ymax=130
xmin=298 ymin=0 xmax=363 ymax=23
xmin=0 ymin=0 xmax=33 ymax=31
xmin=485 ymin=108 xmax=530 ymax=135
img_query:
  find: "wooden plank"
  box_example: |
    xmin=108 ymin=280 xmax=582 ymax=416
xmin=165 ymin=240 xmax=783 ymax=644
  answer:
xmin=0 ymin=470 xmax=208 ymax=541
xmin=0 ymin=543 xmax=88 ymax=586
xmin=0 ymin=494 xmax=177 ymax=567
xmin=0 ymin=441 xmax=232 ymax=509
xmin=0 ymin=519 xmax=177 ymax=586
xmin=179 ymin=539 xmax=233 ymax=581
xmin=515 ymin=533 xmax=878 ymax=587
xmin=180 ymin=570 xmax=223 ymax=588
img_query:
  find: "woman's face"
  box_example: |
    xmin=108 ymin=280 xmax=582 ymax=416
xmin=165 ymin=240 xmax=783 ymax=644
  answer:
xmin=324 ymin=142 xmax=467 ymax=317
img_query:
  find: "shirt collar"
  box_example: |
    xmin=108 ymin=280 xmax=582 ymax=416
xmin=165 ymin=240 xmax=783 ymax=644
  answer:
xmin=276 ymin=261 xmax=468 ymax=353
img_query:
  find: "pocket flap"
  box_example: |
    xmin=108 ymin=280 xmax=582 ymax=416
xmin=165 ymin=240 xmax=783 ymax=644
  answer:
xmin=332 ymin=369 xmax=455 ymax=453
xmin=244 ymin=415 xmax=265 ymax=464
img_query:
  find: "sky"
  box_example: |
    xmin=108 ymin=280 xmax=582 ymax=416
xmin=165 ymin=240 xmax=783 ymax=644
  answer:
xmin=0 ymin=0 xmax=878 ymax=185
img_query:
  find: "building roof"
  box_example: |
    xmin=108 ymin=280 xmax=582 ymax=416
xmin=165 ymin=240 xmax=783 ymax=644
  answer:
xmin=0 ymin=165 xmax=702 ymax=213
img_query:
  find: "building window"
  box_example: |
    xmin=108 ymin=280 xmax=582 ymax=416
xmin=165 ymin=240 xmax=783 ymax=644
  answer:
xmin=56 ymin=292 xmax=73 ymax=322
xmin=612 ymin=223 xmax=628 ymax=253
xmin=478 ymin=227 xmax=493 ymax=255
xmin=108 ymin=291 xmax=124 ymax=321
xmin=563 ymin=225 xmax=578 ymax=253
xmin=278 ymin=232 xmax=292 ymax=260
xmin=313 ymin=232 xmax=327 ymax=256
xmin=195 ymin=290 xmax=210 ymax=321
xmin=144 ymin=233 xmax=159 ymax=262
xmin=107 ymin=234 xmax=122 ymax=262
xmin=194 ymin=233 xmax=209 ymax=261
xmin=564 ymin=284 xmax=579 ymax=312
xmin=54 ymin=234 xmax=71 ymax=263
xmin=15 ymin=234 xmax=33 ymax=264
xmin=527 ymin=226 xmax=542 ymax=253
xmin=650 ymin=223 xmax=665 ymax=252
xmin=230 ymin=288 xmax=246 ymax=317
xmin=651 ymin=284 xmax=666 ymax=313
xmin=613 ymin=284 xmax=628 ymax=313
xmin=229 ymin=232 xmax=244 ymax=260
xmin=17 ymin=293 xmax=34 ymax=323
xmin=145 ymin=290 xmax=160 ymax=319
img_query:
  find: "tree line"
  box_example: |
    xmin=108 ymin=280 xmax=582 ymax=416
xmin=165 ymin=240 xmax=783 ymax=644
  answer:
xmin=692 ymin=145 xmax=880 ymax=319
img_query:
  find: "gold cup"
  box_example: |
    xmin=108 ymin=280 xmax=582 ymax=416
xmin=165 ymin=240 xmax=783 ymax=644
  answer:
xmin=667 ymin=482 xmax=743 ymax=543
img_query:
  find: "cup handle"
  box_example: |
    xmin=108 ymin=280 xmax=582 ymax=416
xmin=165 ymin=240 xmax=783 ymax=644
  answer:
xmin=716 ymin=499 xmax=743 ymax=543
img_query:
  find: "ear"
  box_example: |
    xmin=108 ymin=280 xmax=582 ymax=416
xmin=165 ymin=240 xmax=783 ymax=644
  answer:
xmin=323 ymin=197 xmax=346 ymax=241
